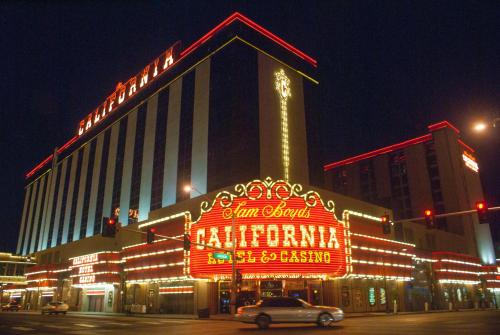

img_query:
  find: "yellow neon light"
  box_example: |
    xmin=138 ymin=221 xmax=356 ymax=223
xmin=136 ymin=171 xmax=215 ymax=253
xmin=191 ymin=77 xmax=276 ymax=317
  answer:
xmin=275 ymin=69 xmax=291 ymax=181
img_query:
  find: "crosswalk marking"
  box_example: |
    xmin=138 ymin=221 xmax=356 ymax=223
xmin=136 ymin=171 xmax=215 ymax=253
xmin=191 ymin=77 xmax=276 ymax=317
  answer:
xmin=11 ymin=326 xmax=34 ymax=331
xmin=74 ymin=323 xmax=97 ymax=328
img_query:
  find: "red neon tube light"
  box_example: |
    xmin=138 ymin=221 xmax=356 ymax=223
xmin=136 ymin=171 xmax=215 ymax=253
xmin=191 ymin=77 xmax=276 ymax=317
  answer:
xmin=180 ymin=12 xmax=317 ymax=67
xmin=428 ymin=121 xmax=460 ymax=134
xmin=324 ymin=134 xmax=432 ymax=171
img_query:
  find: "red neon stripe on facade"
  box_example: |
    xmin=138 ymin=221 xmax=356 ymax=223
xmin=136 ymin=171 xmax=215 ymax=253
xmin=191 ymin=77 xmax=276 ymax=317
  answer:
xmin=324 ymin=134 xmax=432 ymax=171
xmin=428 ymin=121 xmax=460 ymax=134
xmin=458 ymin=139 xmax=475 ymax=153
xmin=25 ymin=155 xmax=54 ymax=179
xmin=25 ymin=135 xmax=79 ymax=179
xmin=56 ymin=136 xmax=78 ymax=154
xmin=180 ymin=12 xmax=317 ymax=67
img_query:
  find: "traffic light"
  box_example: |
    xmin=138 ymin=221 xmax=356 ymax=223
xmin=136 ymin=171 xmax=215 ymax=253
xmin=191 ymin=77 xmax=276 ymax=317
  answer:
xmin=424 ymin=209 xmax=435 ymax=229
xmin=475 ymin=201 xmax=489 ymax=224
xmin=102 ymin=217 xmax=117 ymax=237
xmin=236 ymin=269 xmax=243 ymax=285
xmin=146 ymin=227 xmax=156 ymax=244
xmin=381 ymin=215 xmax=391 ymax=234
xmin=183 ymin=234 xmax=191 ymax=251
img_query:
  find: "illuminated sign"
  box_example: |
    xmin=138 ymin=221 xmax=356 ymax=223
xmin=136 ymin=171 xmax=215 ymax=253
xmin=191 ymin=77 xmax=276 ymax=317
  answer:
xmin=79 ymin=265 xmax=94 ymax=275
xmin=462 ymin=151 xmax=479 ymax=172
xmin=114 ymin=207 xmax=139 ymax=220
xmin=77 ymin=42 xmax=180 ymax=137
xmin=79 ymin=275 xmax=96 ymax=284
xmin=70 ymin=252 xmax=121 ymax=286
xmin=189 ymin=178 xmax=350 ymax=279
xmin=275 ymin=69 xmax=291 ymax=180
xmin=72 ymin=253 xmax=98 ymax=266
xmin=368 ymin=287 xmax=376 ymax=306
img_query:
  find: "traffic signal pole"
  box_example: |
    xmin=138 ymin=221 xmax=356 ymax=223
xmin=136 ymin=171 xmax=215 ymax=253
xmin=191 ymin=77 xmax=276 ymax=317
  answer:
xmin=120 ymin=221 xmax=240 ymax=314
xmin=393 ymin=206 xmax=500 ymax=223
xmin=230 ymin=213 xmax=237 ymax=315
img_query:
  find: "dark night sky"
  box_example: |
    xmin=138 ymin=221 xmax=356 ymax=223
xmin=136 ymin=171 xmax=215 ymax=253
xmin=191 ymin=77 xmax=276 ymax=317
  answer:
xmin=1 ymin=1 xmax=499 ymax=253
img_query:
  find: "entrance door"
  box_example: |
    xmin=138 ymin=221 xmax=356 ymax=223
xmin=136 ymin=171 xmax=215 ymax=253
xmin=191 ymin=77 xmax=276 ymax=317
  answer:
xmin=88 ymin=295 xmax=104 ymax=312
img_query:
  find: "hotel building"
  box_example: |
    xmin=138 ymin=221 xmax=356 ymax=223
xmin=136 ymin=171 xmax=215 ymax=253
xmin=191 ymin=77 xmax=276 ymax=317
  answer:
xmin=12 ymin=13 xmax=499 ymax=315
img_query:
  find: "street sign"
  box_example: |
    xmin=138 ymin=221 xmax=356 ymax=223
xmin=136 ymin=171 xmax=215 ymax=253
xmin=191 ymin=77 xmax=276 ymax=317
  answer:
xmin=213 ymin=252 xmax=230 ymax=260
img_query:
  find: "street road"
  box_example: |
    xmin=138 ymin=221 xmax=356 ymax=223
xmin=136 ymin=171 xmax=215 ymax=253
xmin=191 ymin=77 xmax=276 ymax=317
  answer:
xmin=0 ymin=310 xmax=498 ymax=335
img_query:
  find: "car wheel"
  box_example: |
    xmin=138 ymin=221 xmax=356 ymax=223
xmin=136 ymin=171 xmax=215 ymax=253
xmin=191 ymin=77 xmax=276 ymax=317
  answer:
xmin=317 ymin=313 xmax=333 ymax=327
xmin=255 ymin=314 xmax=271 ymax=329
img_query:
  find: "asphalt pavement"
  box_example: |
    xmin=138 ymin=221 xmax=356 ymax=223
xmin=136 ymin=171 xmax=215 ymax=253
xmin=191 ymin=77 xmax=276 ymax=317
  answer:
xmin=0 ymin=309 xmax=498 ymax=335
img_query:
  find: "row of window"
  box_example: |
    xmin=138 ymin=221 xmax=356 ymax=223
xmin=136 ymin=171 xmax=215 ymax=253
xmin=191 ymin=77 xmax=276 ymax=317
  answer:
xmin=18 ymin=43 xmax=262 ymax=255
xmin=330 ymin=141 xmax=450 ymax=227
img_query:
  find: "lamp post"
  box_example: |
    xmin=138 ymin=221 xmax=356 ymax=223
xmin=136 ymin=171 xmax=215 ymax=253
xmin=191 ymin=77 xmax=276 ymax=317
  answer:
xmin=184 ymin=184 xmax=238 ymax=315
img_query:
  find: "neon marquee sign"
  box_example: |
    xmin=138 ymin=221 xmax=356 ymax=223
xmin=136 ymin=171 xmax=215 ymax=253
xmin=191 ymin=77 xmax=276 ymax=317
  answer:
xmin=189 ymin=178 xmax=350 ymax=279
xmin=77 ymin=42 xmax=180 ymax=137
xmin=72 ymin=253 xmax=98 ymax=266
xmin=462 ymin=151 xmax=479 ymax=173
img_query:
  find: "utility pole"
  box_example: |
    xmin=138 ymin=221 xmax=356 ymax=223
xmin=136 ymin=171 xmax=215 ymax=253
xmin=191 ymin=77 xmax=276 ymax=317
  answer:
xmin=230 ymin=213 xmax=237 ymax=315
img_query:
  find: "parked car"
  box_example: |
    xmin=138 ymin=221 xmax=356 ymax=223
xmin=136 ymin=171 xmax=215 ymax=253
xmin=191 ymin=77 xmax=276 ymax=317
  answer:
xmin=235 ymin=296 xmax=344 ymax=329
xmin=1 ymin=301 xmax=21 ymax=312
xmin=41 ymin=301 xmax=69 ymax=315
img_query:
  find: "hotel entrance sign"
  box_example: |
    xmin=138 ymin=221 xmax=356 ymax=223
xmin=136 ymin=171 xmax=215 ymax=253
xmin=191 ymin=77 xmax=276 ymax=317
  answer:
xmin=188 ymin=178 xmax=350 ymax=279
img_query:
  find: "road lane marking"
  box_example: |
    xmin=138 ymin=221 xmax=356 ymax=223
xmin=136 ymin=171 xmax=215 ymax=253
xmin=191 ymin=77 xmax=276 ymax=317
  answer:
xmin=159 ymin=320 xmax=186 ymax=323
xmin=106 ymin=322 xmax=131 ymax=326
xmin=74 ymin=323 xmax=97 ymax=328
xmin=11 ymin=327 xmax=34 ymax=331
xmin=141 ymin=321 xmax=162 ymax=325
xmin=45 ymin=324 xmax=70 ymax=329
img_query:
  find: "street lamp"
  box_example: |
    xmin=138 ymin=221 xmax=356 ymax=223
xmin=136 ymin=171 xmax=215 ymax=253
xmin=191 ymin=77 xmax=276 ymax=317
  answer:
xmin=472 ymin=118 xmax=499 ymax=132
xmin=473 ymin=122 xmax=488 ymax=132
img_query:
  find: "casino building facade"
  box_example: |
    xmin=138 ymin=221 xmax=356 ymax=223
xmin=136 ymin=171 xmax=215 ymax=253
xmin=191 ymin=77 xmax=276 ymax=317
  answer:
xmin=14 ymin=13 xmax=499 ymax=315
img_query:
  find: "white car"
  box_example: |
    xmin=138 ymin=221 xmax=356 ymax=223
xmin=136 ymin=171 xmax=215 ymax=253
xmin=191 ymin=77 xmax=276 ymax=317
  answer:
xmin=236 ymin=297 xmax=344 ymax=329
xmin=41 ymin=301 xmax=69 ymax=315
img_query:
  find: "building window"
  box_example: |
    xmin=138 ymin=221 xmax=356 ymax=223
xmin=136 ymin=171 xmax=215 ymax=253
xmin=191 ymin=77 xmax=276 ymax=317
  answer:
xmin=403 ymin=227 xmax=415 ymax=244
xmin=111 ymin=117 xmax=129 ymax=213
xmin=24 ymin=181 xmax=40 ymax=253
xmin=424 ymin=142 xmax=448 ymax=231
xmin=67 ymin=149 xmax=84 ymax=243
xmin=80 ymin=140 xmax=97 ymax=239
xmin=425 ymin=233 xmax=436 ymax=250
xmin=389 ymin=151 xmax=412 ymax=220
xmin=47 ymin=166 xmax=63 ymax=247
xmin=93 ymin=129 xmax=111 ymax=235
xmin=207 ymin=42 xmax=260 ymax=191
xmin=150 ymin=87 xmax=170 ymax=211
xmin=34 ymin=176 xmax=49 ymax=251
xmin=332 ymin=169 xmax=348 ymax=193
xmin=57 ymin=157 xmax=73 ymax=245
xmin=360 ymin=161 xmax=377 ymax=202
xmin=176 ymin=70 xmax=195 ymax=202
xmin=129 ymin=103 xmax=148 ymax=224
